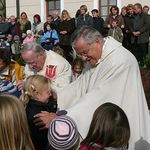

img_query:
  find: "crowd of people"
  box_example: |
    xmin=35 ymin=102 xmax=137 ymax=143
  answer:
xmin=0 ymin=2 xmax=150 ymax=150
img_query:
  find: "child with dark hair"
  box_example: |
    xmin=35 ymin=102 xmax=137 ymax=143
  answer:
xmin=40 ymin=23 xmax=59 ymax=50
xmin=79 ymin=102 xmax=130 ymax=150
xmin=71 ymin=58 xmax=84 ymax=81
xmin=108 ymin=19 xmax=123 ymax=43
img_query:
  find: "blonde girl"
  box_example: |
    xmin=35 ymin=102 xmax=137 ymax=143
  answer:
xmin=20 ymin=74 xmax=57 ymax=150
xmin=20 ymin=74 xmax=52 ymax=106
xmin=0 ymin=94 xmax=34 ymax=150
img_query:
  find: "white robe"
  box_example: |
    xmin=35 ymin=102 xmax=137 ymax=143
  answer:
xmin=24 ymin=50 xmax=72 ymax=91
xmin=57 ymin=37 xmax=150 ymax=150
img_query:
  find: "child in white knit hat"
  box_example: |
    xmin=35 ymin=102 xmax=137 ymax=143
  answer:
xmin=23 ymin=30 xmax=35 ymax=44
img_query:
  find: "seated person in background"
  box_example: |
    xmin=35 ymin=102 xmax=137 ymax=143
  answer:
xmin=0 ymin=94 xmax=34 ymax=150
xmin=0 ymin=15 xmax=11 ymax=37
xmin=11 ymin=35 xmax=22 ymax=62
xmin=79 ymin=102 xmax=130 ymax=150
xmin=5 ymin=34 xmax=13 ymax=51
xmin=20 ymin=74 xmax=57 ymax=150
xmin=23 ymin=30 xmax=35 ymax=44
xmin=71 ymin=58 xmax=84 ymax=81
xmin=40 ymin=23 xmax=59 ymax=50
xmin=0 ymin=48 xmax=24 ymax=85
xmin=44 ymin=15 xmax=53 ymax=32
xmin=108 ymin=19 xmax=123 ymax=43
xmin=48 ymin=114 xmax=79 ymax=150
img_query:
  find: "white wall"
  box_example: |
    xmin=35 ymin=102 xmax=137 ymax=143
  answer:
xmin=6 ymin=0 xmax=41 ymax=22
xmin=6 ymin=0 xmax=150 ymax=22
xmin=6 ymin=0 xmax=17 ymax=18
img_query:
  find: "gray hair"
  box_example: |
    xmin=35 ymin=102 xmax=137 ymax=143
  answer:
xmin=71 ymin=26 xmax=104 ymax=48
xmin=21 ymin=42 xmax=45 ymax=55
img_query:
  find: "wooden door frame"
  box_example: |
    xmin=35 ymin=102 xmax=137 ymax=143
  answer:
xmin=45 ymin=0 xmax=58 ymax=17
xmin=98 ymin=0 xmax=117 ymax=16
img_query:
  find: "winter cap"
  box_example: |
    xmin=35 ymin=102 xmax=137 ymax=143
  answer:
xmin=48 ymin=115 xmax=79 ymax=150
xmin=26 ymin=30 xmax=32 ymax=35
xmin=0 ymin=80 xmax=21 ymax=97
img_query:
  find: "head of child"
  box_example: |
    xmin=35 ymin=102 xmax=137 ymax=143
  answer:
xmin=46 ymin=23 xmax=52 ymax=32
xmin=37 ymin=30 xmax=44 ymax=37
xmin=72 ymin=58 xmax=84 ymax=76
xmin=0 ymin=94 xmax=34 ymax=150
xmin=111 ymin=19 xmax=118 ymax=28
xmin=7 ymin=34 xmax=13 ymax=42
xmin=81 ymin=102 xmax=130 ymax=149
xmin=26 ymin=30 xmax=33 ymax=38
xmin=48 ymin=115 xmax=79 ymax=150
xmin=13 ymin=35 xmax=20 ymax=43
xmin=20 ymin=75 xmax=52 ymax=106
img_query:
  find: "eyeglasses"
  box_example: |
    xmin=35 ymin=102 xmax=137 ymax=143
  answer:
xmin=72 ymin=46 xmax=90 ymax=58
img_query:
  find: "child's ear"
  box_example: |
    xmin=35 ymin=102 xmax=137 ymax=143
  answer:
xmin=32 ymin=90 xmax=39 ymax=97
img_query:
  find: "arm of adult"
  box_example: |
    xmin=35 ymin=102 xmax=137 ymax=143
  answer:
xmin=34 ymin=111 xmax=56 ymax=129
xmin=49 ymin=53 xmax=72 ymax=92
xmin=57 ymin=47 xmax=150 ymax=150
xmin=16 ymin=80 xmax=24 ymax=91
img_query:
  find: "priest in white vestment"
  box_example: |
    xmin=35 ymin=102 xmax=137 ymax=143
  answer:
xmin=57 ymin=26 xmax=150 ymax=150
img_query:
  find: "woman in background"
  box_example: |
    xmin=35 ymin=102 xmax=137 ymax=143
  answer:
xmin=18 ymin=12 xmax=31 ymax=41
xmin=32 ymin=14 xmax=44 ymax=37
xmin=57 ymin=9 xmax=76 ymax=64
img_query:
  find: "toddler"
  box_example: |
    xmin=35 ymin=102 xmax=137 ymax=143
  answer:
xmin=23 ymin=30 xmax=35 ymax=44
xmin=71 ymin=58 xmax=84 ymax=81
xmin=20 ymin=74 xmax=57 ymax=150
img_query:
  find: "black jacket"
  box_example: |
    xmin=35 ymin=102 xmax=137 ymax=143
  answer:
xmin=93 ymin=16 xmax=104 ymax=34
xmin=26 ymin=99 xmax=57 ymax=150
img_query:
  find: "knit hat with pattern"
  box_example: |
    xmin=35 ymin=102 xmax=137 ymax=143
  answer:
xmin=0 ymin=80 xmax=21 ymax=97
xmin=48 ymin=115 xmax=79 ymax=150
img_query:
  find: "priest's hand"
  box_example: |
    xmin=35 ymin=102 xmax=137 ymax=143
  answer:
xmin=34 ymin=111 xmax=56 ymax=129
